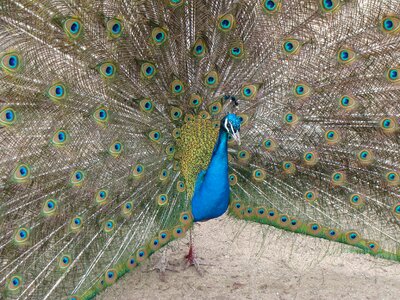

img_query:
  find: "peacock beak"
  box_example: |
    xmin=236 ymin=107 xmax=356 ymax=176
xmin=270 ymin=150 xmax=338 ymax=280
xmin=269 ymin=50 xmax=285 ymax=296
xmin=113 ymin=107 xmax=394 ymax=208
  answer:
xmin=231 ymin=130 xmax=241 ymax=146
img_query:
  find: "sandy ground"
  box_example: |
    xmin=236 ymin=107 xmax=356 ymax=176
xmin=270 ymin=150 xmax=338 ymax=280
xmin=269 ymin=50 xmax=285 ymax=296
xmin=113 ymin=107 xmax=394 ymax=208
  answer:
xmin=98 ymin=215 xmax=400 ymax=300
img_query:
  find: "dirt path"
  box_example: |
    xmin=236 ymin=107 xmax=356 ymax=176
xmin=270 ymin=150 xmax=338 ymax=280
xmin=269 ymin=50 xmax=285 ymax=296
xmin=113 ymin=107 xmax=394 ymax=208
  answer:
xmin=98 ymin=216 xmax=400 ymax=300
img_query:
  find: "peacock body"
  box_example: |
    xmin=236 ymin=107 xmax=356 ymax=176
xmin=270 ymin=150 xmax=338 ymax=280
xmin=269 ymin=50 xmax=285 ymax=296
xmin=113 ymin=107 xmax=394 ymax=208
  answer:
xmin=0 ymin=0 xmax=399 ymax=299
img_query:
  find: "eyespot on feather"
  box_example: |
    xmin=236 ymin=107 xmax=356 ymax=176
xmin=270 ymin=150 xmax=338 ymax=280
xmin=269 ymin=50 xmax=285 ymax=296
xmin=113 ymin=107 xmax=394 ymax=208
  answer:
xmin=107 ymin=18 xmax=123 ymax=38
xmin=204 ymin=70 xmax=219 ymax=88
xmin=1 ymin=52 xmax=22 ymax=73
xmin=140 ymin=99 xmax=154 ymax=113
xmin=349 ymin=193 xmax=365 ymax=209
xmin=380 ymin=15 xmax=400 ymax=34
xmin=293 ymin=82 xmax=311 ymax=99
xmin=261 ymin=0 xmax=282 ymax=14
xmin=157 ymin=194 xmax=168 ymax=206
xmin=93 ymin=107 xmax=109 ymax=124
xmin=0 ymin=107 xmax=17 ymax=126
xmin=319 ymin=0 xmax=341 ymax=13
xmin=337 ymin=47 xmax=356 ymax=64
xmin=63 ymin=18 xmax=83 ymax=39
xmin=303 ymin=150 xmax=319 ymax=166
xmin=282 ymin=38 xmax=301 ymax=55
xmin=229 ymin=174 xmax=238 ymax=186
xmin=42 ymin=198 xmax=58 ymax=216
xmin=170 ymin=79 xmax=185 ymax=95
xmin=324 ymin=129 xmax=340 ymax=144
xmin=262 ymin=138 xmax=277 ymax=152
xmin=151 ymin=27 xmax=168 ymax=46
xmin=241 ymin=84 xmax=258 ymax=100
xmin=140 ymin=62 xmax=157 ymax=79
xmin=99 ymin=62 xmax=117 ymax=79
xmin=13 ymin=163 xmax=31 ymax=183
xmin=192 ymin=37 xmax=208 ymax=58
xmin=189 ymin=94 xmax=203 ymax=107
xmin=331 ymin=171 xmax=346 ymax=186
xmin=217 ymin=14 xmax=236 ymax=32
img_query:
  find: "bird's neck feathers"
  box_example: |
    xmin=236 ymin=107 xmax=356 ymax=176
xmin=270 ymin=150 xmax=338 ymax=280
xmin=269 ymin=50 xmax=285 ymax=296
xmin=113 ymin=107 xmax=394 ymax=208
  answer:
xmin=191 ymin=125 xmax=230 ymax=221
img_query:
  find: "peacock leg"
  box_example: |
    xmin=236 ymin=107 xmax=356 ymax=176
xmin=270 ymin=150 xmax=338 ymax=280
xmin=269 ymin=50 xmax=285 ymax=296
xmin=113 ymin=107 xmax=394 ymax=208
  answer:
xmin=185 ymin=227 xmax=207 ymax=275
xmin=147 ymin=248 xmax=179 ymax=282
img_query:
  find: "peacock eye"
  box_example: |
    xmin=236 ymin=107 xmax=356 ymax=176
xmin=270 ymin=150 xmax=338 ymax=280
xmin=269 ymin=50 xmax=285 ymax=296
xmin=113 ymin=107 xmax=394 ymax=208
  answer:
xmin=262 ymin=0 xmax=282 ymax=13
xmin=99 ymin=62 xmax=117 ymax=79
xmin=107 ymin=18 xmax=123 ymax=38
xmin=218 ymin=14 xmax=235 ymax=32
xmin=64 ymin=18 xmax=83 ymax=39
xmin=152 ymin=27 xmax=168 ymax=45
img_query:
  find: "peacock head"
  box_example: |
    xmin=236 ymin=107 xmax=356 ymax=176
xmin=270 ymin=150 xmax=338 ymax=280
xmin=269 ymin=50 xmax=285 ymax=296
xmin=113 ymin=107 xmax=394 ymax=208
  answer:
xmin=222 ymin=113 xmax=241 ymax=145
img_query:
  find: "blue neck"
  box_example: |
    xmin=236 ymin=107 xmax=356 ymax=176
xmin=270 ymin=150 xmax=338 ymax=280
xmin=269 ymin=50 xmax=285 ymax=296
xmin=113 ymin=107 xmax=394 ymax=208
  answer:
xmin=191 ymin=129 xmax=230 ymax=221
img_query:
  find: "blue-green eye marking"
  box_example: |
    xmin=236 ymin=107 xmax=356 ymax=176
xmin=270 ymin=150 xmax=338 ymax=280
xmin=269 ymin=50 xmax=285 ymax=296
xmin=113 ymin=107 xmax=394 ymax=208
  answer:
xmin=351 ymin=195 xmax=359 ymax=203
xmin=145 ymin=66 xmax=154 ymax=76
xmin=383 ymin=119 xmax=391 ymax=128
xmin=12 ymin=277 xmax=20 ymax=286
xmin=19 ymin=166 xmax=28 ymax=177
xmin=1 ymin=108 xmax=16 ymax=126
xmin=207 ymin=76 xmax=215 ymax=84
xmin=19 ymin=229 xmax=27 ymax=238
xmin=327 ymin=131 xmax=335 ymax=139
xmin=58 ymin=131 xmax=66 ymax=142
xmin=349 ymin=233 xmax=357 ymax=240
xmin=333 ymin=173 xmax=341 ymax=181
xmin=55 ymin=85 xmax=64 ymax=97
xmin=8 ymin=55 xmax=18 ymax=69
xmin=156 ymin=32 xmax=164 ymax=42
xmin=220 ymin=19 xmax=230 ymax=29
xmin=286 ymin=113 xmax=293 ymax=122
xmin=296 ymin=85 xmax=304 ymax=95
xmin=339 ymin=50 xmax=349 ymax=61
xmin=284 ymin=42 xmax=294 ymax=52
xmin=360 ymin=151 xmax=368 ymax=159
xmin=71 ymin=170 xmax=85 ymax=186
xmin=174 ymin=84 xmax=182 ymax=92
xmin=105 ymin=65 xmax=113 ymax=76
xmin=112 ymin=23 xmax=121 ymax=34
xmin=388 ymin=172 xmax=396 ymax=181
xmin=99 ymin=62 xmax=117 ymax=78
xmin=231 ymin=47 xmax=241 ymax=55
xmin=99 ymin=109 xmax=107 ymax=120
xmin=195 ymin=45 xmax=203 ymax=53
xmin=1 ymin=52 xmax=22 ymax=73
xmin=384 ymin=19 xmax=394 ymax=31
xmin=323 ymin=0 xmax=333 ymax=9
xmin=341 ymin=97 xmax=349 ymax=106
xmin=305 ymin=153 xmax=313 ymax=160
xmin=243 ymin=88 xmax=252 ymax=96
xmin=265 ymin=0 xmax=276 ymax=10
xmin=64 ymin=18 xmax=83 ymax=39
xmin=389 ymin=69 xmax=398 ymax=80
xmin=71 ymin=22 xmax=79 ymax=33
xmin=5 ymin=110 xmax=13 ymax=121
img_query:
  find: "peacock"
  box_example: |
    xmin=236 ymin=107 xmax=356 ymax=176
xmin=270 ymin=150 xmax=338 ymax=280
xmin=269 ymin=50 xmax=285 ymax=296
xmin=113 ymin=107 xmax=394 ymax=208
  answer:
xmin=0 ymin=0 xmax=399 ymax=298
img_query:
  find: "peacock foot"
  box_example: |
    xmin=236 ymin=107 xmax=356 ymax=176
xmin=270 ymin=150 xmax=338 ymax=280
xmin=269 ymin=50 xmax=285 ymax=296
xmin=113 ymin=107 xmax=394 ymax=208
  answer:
xmin=184 ymin=243 xmax=208 ymax=276
xmin=147 ymin=250 xmax=179 ymax=282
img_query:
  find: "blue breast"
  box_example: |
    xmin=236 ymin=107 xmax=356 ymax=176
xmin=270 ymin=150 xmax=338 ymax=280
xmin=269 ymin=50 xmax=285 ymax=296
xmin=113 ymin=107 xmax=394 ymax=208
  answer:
xmin=191 ymin=130 xmax=230 ymax=221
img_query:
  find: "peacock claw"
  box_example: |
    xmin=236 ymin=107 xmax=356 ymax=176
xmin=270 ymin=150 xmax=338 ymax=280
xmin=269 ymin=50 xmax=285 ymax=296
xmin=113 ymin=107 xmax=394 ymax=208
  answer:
xmin=147 ymin=251 xmax=179 ymax=281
